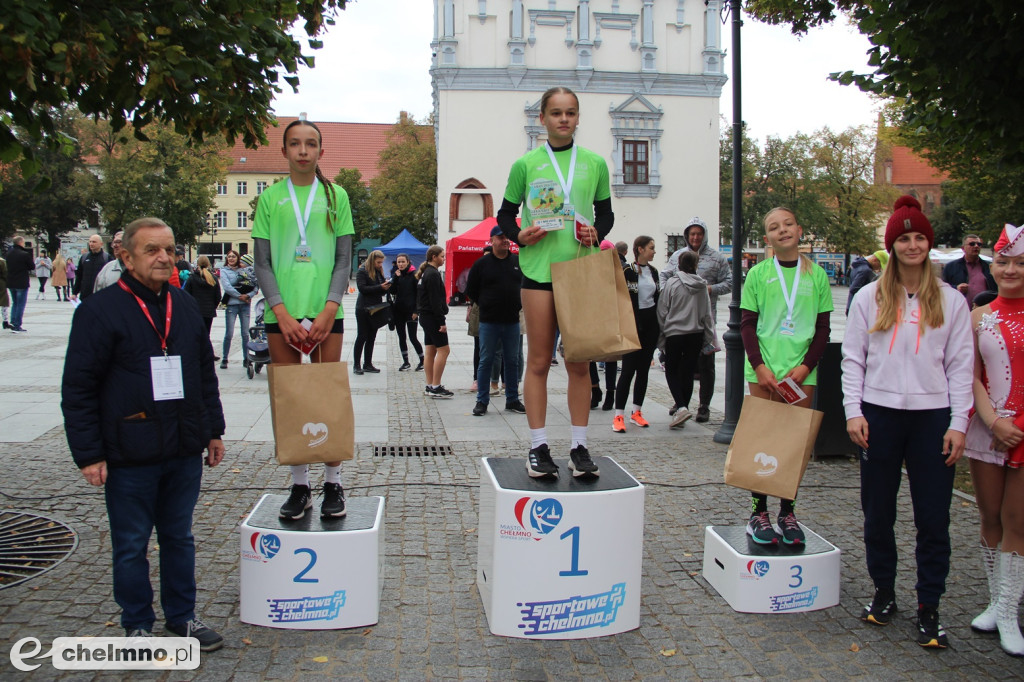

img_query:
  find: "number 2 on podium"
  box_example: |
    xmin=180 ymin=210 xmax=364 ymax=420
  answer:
xmin=558 ymin=526 xmax=589 ymax=577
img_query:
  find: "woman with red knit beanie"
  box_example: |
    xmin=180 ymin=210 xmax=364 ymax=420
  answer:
xmin=842 ymin=195 xmax=974 ymax=649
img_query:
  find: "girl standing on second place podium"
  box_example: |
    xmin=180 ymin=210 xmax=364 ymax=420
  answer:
xmin=740 ymin=207 xmax=833 ymax=546
xmin=252 ymin=119 xmax=354 ymax=521
xmin=497 ymin=86 xmax=614 ymax=479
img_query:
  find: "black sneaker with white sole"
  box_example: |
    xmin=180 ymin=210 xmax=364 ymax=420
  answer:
xmin=527 ymin=444 xmax=558 ymax=478
xmin=505 ymin=400 xmax=526 ymax=414
xmin=165 ymin=618 xmax=224 ymax=652
xmin=320 ymin=482 xmax=347 ymax=518
xmin=472 ymin=401 xmax=488 ymax=416
xmin=568 ymin=445 xmax=599 ymax=477
xmin=279 ymin=484 xmax=312 ymax=519
xmin=430 ymin=385 xmax=454 ymax=399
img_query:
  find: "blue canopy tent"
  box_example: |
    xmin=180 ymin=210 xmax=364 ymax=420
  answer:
xmin=378 ymin=229 xmax=429 ymax=271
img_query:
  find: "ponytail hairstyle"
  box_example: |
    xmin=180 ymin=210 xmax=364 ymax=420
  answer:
xmin=763 ymin=207 xmax=813 ymax=274
xmin=540 ymin=86 xmax=579 ymax=114
xmin=679 ymin=250 xmax=699 ymax=274
xmin=870 ymin=247 xmax=944 ymax=333
xmin=282 ymin=119 xmax=337 ymax=233
xmin=632 ymin=235 xmax=654 ymax=260
xmin=416 ymin=245 xmax=445 ymax=280
xmin=196 ymin=255 xmax=216 ymax=287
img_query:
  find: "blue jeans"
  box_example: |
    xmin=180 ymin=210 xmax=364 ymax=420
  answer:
xmin=105 ymin=456 xmax=203 ymax=629
xmin=223 ymin=302 xmax=251 ymax=361
xmin=477 ymin=321 xmax=520 ymax=404
xmin=9 ymin=287 xmax=27 ymax=328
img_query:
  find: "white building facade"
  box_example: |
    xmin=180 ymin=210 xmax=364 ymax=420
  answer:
xmin=432 ymin=0 xmax=726 ymax=258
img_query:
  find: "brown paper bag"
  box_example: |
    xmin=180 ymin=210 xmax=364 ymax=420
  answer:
xmin=267 ymin=361 xmax=355 ymax=465
xmin=724 ymin=395 xmax=823 ymax=499
xmin=551 ymin=248 xmax=641 ymax=362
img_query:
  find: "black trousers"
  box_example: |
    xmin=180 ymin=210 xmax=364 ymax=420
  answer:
xmin=394 ymin=314 xmax=423 ymax=359
xmin=664 ymin=333 xmax=703 ymax=410
xmin=353 ymin=308 xmax=379 ymax=366
xmin=615 ymin=307 xmax=659 ymax=410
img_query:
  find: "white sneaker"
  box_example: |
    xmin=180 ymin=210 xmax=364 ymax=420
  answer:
xmin=670 ymin=408 xmax=692 ymax=429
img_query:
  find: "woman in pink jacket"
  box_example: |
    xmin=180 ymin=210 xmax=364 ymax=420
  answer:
xmin=842 ymin=196 xmax=973 ymax=649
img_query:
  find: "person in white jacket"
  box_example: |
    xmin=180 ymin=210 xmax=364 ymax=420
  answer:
xmin=842 ymin=195 xmax=973 ymax=650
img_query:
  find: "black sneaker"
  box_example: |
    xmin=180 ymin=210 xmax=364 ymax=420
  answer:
xmin=431 ymin=385 xmax=454 ymax=399
xmin=746 ymin=512 xmax=780 ymax=545
xmin=568 ymin=445 xmax=600 ymax=477
xmin=364 ymin=364 xmax=381 ymax=373
xmin=916 ymin=605 xmax=948 ymax=648
xmin=353 ymin=365 xmax=364 ymax=375
xmin=219 ymin=359 xmax=228 ymax=369
xmin=125 ymin=628 xmax=153 ymax=638
xmin=775 ymin=511 xmax=805 ymax=545
xmin=527 ymin=444 xmax=558 ymax=478
xmin=279 ymin=484 xmax=312 ymax=519
xmin=505 ymin=400 xmax=526 ymax=414
xmin=415 ymin=360 xmax=424 ymax=371
xmin=861 ymin=587 xmax=898 ymax=626
xmin=11 ymin=326 xmax=26 ymax=333
xmin=320 ymin=482 xmax=346 ymax=518
xmin=399 ymin=362 xmax=412 ymax=371
xmin=424 ymin=385 xmax=433 ymax=396
xmin=591 ymin=387 xmax=602 ymax=409
xmin=472 ymin=401 xmax=488 ymax=416
xmin=696 ymin=405 xmax=711 ymax=423
xmin=165 ymin=618 xmax=224 ymax=652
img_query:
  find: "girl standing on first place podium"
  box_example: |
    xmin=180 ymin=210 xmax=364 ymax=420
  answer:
xmin=842 ymin=196 xmax=972 ymax=649
xmin=496 ymin=86 xmax=614 ymax=479
xmin=252 ymin=119 xmax=354 ymax=520
xmin=740 ymin=207 xmax=833 ymax=546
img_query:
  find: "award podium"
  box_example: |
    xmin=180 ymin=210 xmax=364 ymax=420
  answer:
xmin=477 ymin=457 xmax=644 ymax=639
xmin=702 ymin=525 xmax=840 ymax=613
xmin=240 ymin=494 xmax=384 ymax=629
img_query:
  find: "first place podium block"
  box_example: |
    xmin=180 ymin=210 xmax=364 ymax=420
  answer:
xmin=702 ymin=525 xmax=840 ymax=613
xmin=477 ymin=457 xmax=644 ymax=639
xmin=240 ymin=494 xmax=384 ymax=629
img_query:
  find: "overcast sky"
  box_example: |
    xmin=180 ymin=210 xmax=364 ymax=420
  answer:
xmin=271 ymin=2 xmax=879 ymax=142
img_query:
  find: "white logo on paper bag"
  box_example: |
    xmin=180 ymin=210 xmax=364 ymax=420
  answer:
xmin=754 ymin=452 xmax=778 ymax=476
xmin=302 ymin=422 xmax=328 ymax=447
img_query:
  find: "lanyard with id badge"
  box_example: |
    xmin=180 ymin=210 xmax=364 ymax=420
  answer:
xmin=118 ymin=280 xmax=184 ymax=401
xmin=773 ymin=257 xmax=800 ymax=336
xmin=287 ymin=177 xmax=319 ymax=263
xmin=530 ymin=143 xmax=579 ymax=233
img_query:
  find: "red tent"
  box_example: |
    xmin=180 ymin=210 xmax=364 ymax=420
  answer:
xmin=444 ymin=217 xmax=520 ymax=302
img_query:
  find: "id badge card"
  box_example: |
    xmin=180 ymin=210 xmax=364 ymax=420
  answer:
xmin=151 ymin=355 xmax=184 ymax=401
xmin=294 ymin=244 xmax=312 ymax=263
xmin=779 ymin=319 xmax=795 ymax=336
xmin=560 ymin=202 xmax=575 ymax=217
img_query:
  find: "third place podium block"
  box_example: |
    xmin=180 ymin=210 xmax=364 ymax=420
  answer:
xmin=477 ymin=457 xmax=644 ymax=639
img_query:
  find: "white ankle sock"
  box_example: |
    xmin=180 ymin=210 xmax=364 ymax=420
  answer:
xmin=615 ymin=409 xmax=625 ymax=418
xmin=530 ymin=428 xmax=547 ymax=449
xmin=324 ymin=465 xmax=342 ymax=485
xmin=571 ymin=425 xmax=587 ymax=449
xmin=290 ymin=465 xmax=309 ymax=487
xmin=632 ymin=404 xmax=642 ymax=414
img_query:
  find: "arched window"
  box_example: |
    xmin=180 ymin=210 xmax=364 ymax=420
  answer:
xmin=448 ymin=178 xmax=494 ymax=232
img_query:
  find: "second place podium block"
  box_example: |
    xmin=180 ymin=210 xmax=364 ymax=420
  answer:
xmin=477 ymin=457 xmax=644 ymax=639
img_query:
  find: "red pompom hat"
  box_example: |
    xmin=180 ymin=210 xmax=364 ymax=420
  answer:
xmin=884 ymin=195 xmax=934 ymax=252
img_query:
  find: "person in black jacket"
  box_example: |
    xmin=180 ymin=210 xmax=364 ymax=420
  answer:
xmin=3 ymin=236 xmax=33 ymax=332
xmin=61 ymin=217 xmax=226 ymax=650
xmin=352 ymin=249 xmax=391 ymax=374
xmin=416 ymin=245 xmax=453 ymax=398
xmin=71 ymin=233 xmax=113 ymax=302
xmin=183 ymin=255 xmax=223 ymax=359
xmin=612 ymin=236 xmax=661 ymax=433
xmin=390 ymin=253 xmax=424 ymax=371
xmin=941 ymin=234 xmax=996 ymax=308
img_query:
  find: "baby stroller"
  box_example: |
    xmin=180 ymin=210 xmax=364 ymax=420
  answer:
xmin=246 ymin=297 xmax=271 ymax=379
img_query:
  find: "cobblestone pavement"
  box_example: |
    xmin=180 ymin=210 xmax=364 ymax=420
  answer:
xmin=0 ymin=288 xmax=1021 ymax=680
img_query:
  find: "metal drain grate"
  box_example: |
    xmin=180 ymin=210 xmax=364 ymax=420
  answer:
xmin=0 ymin=510 xmax=78 ymax=590
xmin=374 ymin=445 xmax=452 ymax=457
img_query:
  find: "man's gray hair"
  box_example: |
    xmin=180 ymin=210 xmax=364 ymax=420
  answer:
xmin=122 ymin=218 xmax=171 ymax=254
xmin=963 ymin=234 xmax=980 ymax=245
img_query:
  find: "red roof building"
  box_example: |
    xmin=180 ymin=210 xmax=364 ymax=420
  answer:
xmin=878 ymin=145 xmax=949 ymax=216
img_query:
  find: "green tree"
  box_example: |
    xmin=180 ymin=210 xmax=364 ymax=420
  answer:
xmin=928 ymin=190 xmax=969 ymax=248
xmin=334 ymin=168 xmax=376 ymax=243
xmin=0 ymin=110 xmax=97 ymax=250
xmin=1 ymin=0 xmax=347 ymax=174
xmin=370 ymin=116 xmax=437 ymax=245
xmin=86 ymin=119 xmax=228 ymax=244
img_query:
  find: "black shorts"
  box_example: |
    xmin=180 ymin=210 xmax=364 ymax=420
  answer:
xmin=521 ymin=274 xmax=554 ymax=292
xmin=266 ymin=318 xmax=344 ymax=334
xmin=419 ymin=314 xmax=449 ymax=347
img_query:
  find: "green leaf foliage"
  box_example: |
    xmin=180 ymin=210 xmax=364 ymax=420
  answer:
xmin=369 ymin=116 xmax=437 ymax=246
xmin=334 ymin=167 xmax=376 ymax=243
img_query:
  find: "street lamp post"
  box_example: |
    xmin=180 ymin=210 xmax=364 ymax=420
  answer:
xmin=714 ymin=0 xmax=744 ymax=444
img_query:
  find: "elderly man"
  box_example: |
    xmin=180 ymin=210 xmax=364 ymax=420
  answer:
xmin=72 ymin=233 xmax=113 ymax=301
xmin=62 ymin=217 xmax=226 ymax=650
xmin=466 ymin=225 xmax=526 ymax=416
xmin=4 ymin=236 xmax=34 ymax=333
xmin=661 ymin=217 xmax=731 ymax=422
xmin=942 ymin=234 xmax=995 ymax=307
xmin=92 ymin=230 xmax=125 ymax=292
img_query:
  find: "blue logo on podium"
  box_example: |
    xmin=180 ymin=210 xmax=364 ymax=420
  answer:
xmin=248 ymin=532 xmax=281 ymax=561
xmin=513 ymin=497 xmax=564 ymax=540
xmin=518 ymin=583 xmax=626 ymax=635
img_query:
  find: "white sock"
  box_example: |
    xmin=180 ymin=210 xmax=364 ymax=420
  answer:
xmin=615 ymin=409 xmax=625 ymax=418
xmin=571 ymin=425 xmax=587 ymax=449
xmin=530 ymin=428 xmax=547 ymax=449
xmin=632 ymin=404 xmax=642 ymax=414
xmin=291 ymin=465 xmax=309 ymax=487
xmin=324 ymin=465 xmax=342 ymax=485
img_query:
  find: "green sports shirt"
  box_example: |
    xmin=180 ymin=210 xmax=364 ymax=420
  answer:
xmin=502 ymin=144 xmax=611 ymax=283
xmin=252 ymin=179 xmax=354 ymax=323
xmin=740 ymin=258 xmax=833 ymax=385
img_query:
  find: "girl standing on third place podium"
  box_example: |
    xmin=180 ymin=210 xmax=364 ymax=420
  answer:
xmin=497 ymin=86 xmax=614 ymax=479
xmin=252 ymin=118 xmax=354 ymax=521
